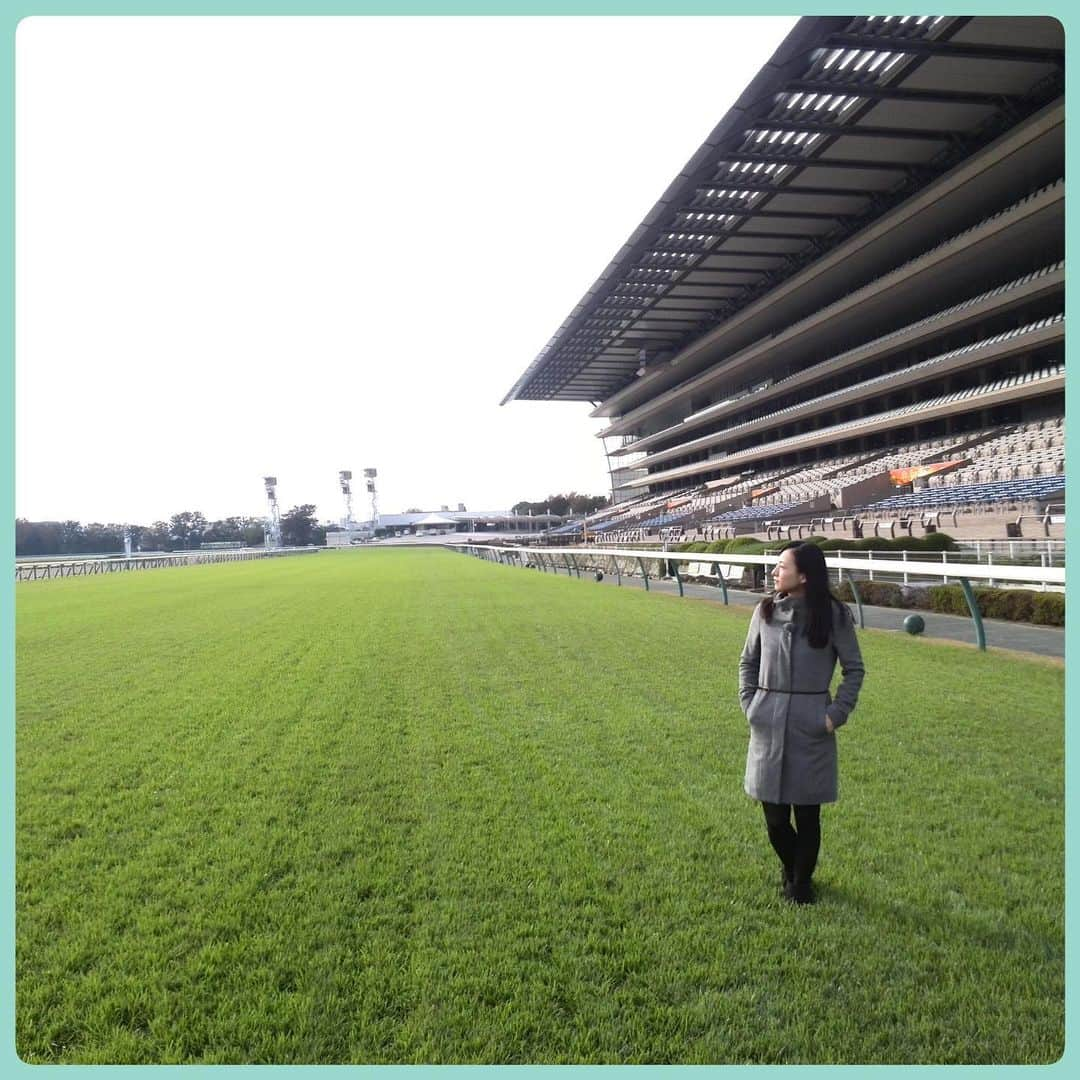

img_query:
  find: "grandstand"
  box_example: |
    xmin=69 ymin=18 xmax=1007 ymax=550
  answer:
xmin=502 ymin=16 xmax=1064 ymax=543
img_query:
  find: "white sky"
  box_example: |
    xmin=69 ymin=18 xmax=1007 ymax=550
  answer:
xmin=16 ymin=15 xmax=799 ymax=524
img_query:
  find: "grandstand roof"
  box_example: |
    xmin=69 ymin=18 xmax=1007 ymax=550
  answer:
xmin=500 ymin=15 xmax=1064 ymax=410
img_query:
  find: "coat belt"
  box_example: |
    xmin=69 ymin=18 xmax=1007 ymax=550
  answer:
xmin=754 ymin=686 xmax=830 ymax=694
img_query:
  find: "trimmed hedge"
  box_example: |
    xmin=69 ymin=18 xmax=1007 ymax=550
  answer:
xmin=927 ymin=585 xmax=971 ymax=617
xmin=817 ymin=533 xmax=959 ymax=553
xmin=1031 ymin=592 xmax=1066 ymax=627
xmin=924 ymin=585 xmax=1062 ymax=626
xmin=834 ymin=580 xmax=903 ymax=608
xmin=834 ymin=580 xmax=1062 ymax=626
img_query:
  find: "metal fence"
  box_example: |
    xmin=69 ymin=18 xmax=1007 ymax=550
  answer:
xmin=15 ymin=547 xmax=320 ymax=582
xmin=448 ymin=542 xmax=1065 ymax=594
xmin=448 ymin=541 xmax=1064 ymax=651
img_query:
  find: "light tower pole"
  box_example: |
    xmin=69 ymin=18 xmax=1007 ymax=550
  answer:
xmin=364 ymin=468 xmax=378 ymax=528
xmin=263 ymin=476 xmax=282 ymax=548
xmin=339 ymin=470 xmax=354 ymax=527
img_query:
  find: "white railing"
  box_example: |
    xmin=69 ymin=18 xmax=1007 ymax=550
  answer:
xmin=15 ymin=546 xmax=320 ymax=582
xmin=447 ymin=543 xmax=1065 ymax=591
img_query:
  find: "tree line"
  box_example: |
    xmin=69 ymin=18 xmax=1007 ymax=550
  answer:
xmin=16 ymin=505 xmax=325 ymax=557
xmin=17 ymin=493 xmax=612 ymax=556
xmin=511 ymin=492 xmax=609 ymax=517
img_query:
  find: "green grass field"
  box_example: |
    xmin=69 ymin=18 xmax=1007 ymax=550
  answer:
xmin=15 ymin=547 xmax=1064 ymax=1064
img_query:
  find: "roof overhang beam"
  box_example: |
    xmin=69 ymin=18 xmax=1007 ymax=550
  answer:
xmin=821 ymin=33 xmax=1063 ymax=67
xmin=783 ymin=80 xmax=1031 ymax=106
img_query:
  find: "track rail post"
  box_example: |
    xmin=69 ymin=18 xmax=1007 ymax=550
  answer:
xmin=958 ymin=577 xmax=987 ymax=651
xmin=847 ymin=577 xmax=865 ymax=629
xmin=635 ymin=557 xmax=650 ymax=591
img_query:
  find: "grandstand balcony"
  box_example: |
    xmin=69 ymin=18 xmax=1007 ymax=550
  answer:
xmin=502 ymin=16 xmax=1063 ymax=531
xmin=625 ymin=361 xmax=1064 ymax=490
xmin=628 ymin=314 xmax=1062 ymax=474
xmin=607 ymin=259 xmax=1063 ymax=460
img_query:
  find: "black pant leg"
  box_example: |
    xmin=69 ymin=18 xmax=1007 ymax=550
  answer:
xmin=792 ymin=803 xmax=821 ymax=886
xmin=761 ymin=801 xmax=796 ymax=880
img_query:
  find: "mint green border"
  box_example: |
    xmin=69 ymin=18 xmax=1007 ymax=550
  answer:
xmin=2 ymin=2 xmax=1073 ymax=1075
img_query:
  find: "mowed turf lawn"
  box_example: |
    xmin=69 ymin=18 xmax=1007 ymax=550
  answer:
xmin=16 ymin=547 xmax=1064 ymax=1064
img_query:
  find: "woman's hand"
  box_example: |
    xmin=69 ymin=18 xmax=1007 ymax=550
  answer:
xmin=825 ymin=715 xmax=835 ymax=734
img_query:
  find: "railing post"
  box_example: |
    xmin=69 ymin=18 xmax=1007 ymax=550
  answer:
xmin=715 ymin=561 xmax=729 ymax=605
xmin=672 ymin=559 xmax=684 ymax=597
xmin=958 ymin=577 xmax=987 ymax=651
xmin=568 ymin=554 xmax=581 ymax=579
xmin=847 ymin=576 xmax=865 ymax=629
xmin=635 ymin=557 xmax=650 ymax=591
xmin=562 ymin=555 xmax=573 ymax=577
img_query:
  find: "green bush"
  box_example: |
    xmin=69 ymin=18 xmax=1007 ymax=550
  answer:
xmin=919 ymin=531 xmax=959 ymax=551
xmin=973 ymin=587 xmax=1035 ymax=623
xmin=853 ymin=537 xmax=895 ymax=551
xmin=865 ymin=581 xmax=904 ymax=607
xmin=901 ymin=586 xmax=932 ymax=610
xmin=924 ymin=585 xmax=1057 ymax=625
xmin=1031 ymin=592 xmax=1065 ymax=626
xmin=1007 ymin=591 xmax=1037 ymax=622
xmin=835 ymin=580 xmax=904 ymax=607
xmin=723 ymin=536 xmax=760 ymax=550
xmin=927 ymin=585 xmax=970 ymax=616
xmin=705 ymin=541 xmax=729 ymax=554
xmin=819 ymin=532 xmax=959 ymax=553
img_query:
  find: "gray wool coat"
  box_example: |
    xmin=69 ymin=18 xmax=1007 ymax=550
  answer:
xmin=738 ymin=593 xmax=865 ymax=805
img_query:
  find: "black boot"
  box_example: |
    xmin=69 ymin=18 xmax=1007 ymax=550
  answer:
xmin=789 ymin=877 xmax=816 ymax=905
xmin=780 ymin=866 xmax=795 ymax=899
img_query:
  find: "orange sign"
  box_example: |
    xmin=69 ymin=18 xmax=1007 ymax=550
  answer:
xmin=751 ymin=485 xmax=779 ymax=500
xmin=889 ymin=461 xmax=964 ymax=486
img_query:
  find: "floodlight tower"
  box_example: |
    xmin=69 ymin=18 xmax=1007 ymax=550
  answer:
xmin=364 ymin=467 xmax=378 ymax=527
xmin=339 ymin=470 xmax=354 ymax=527
xmin=263 ymin=475 xmax=282 ymax=548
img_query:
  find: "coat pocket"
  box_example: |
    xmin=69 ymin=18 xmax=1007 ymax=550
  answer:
xmin=744 ymin=687 xmax=765 ymax=723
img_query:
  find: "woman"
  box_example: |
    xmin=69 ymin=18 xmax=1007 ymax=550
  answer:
xmin=738 ymin=542 xmax=865 ymax=905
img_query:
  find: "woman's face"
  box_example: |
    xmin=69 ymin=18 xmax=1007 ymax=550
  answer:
xmin=772 ymin=548 xmax=807 ymax=595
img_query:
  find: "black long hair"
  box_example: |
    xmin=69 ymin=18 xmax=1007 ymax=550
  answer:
xmin=761 ymin=541 xmax=847 ymax=649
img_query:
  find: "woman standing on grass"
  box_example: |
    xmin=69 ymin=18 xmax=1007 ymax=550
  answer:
xmin=738 ymin=541 xmax=865 ymax=905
